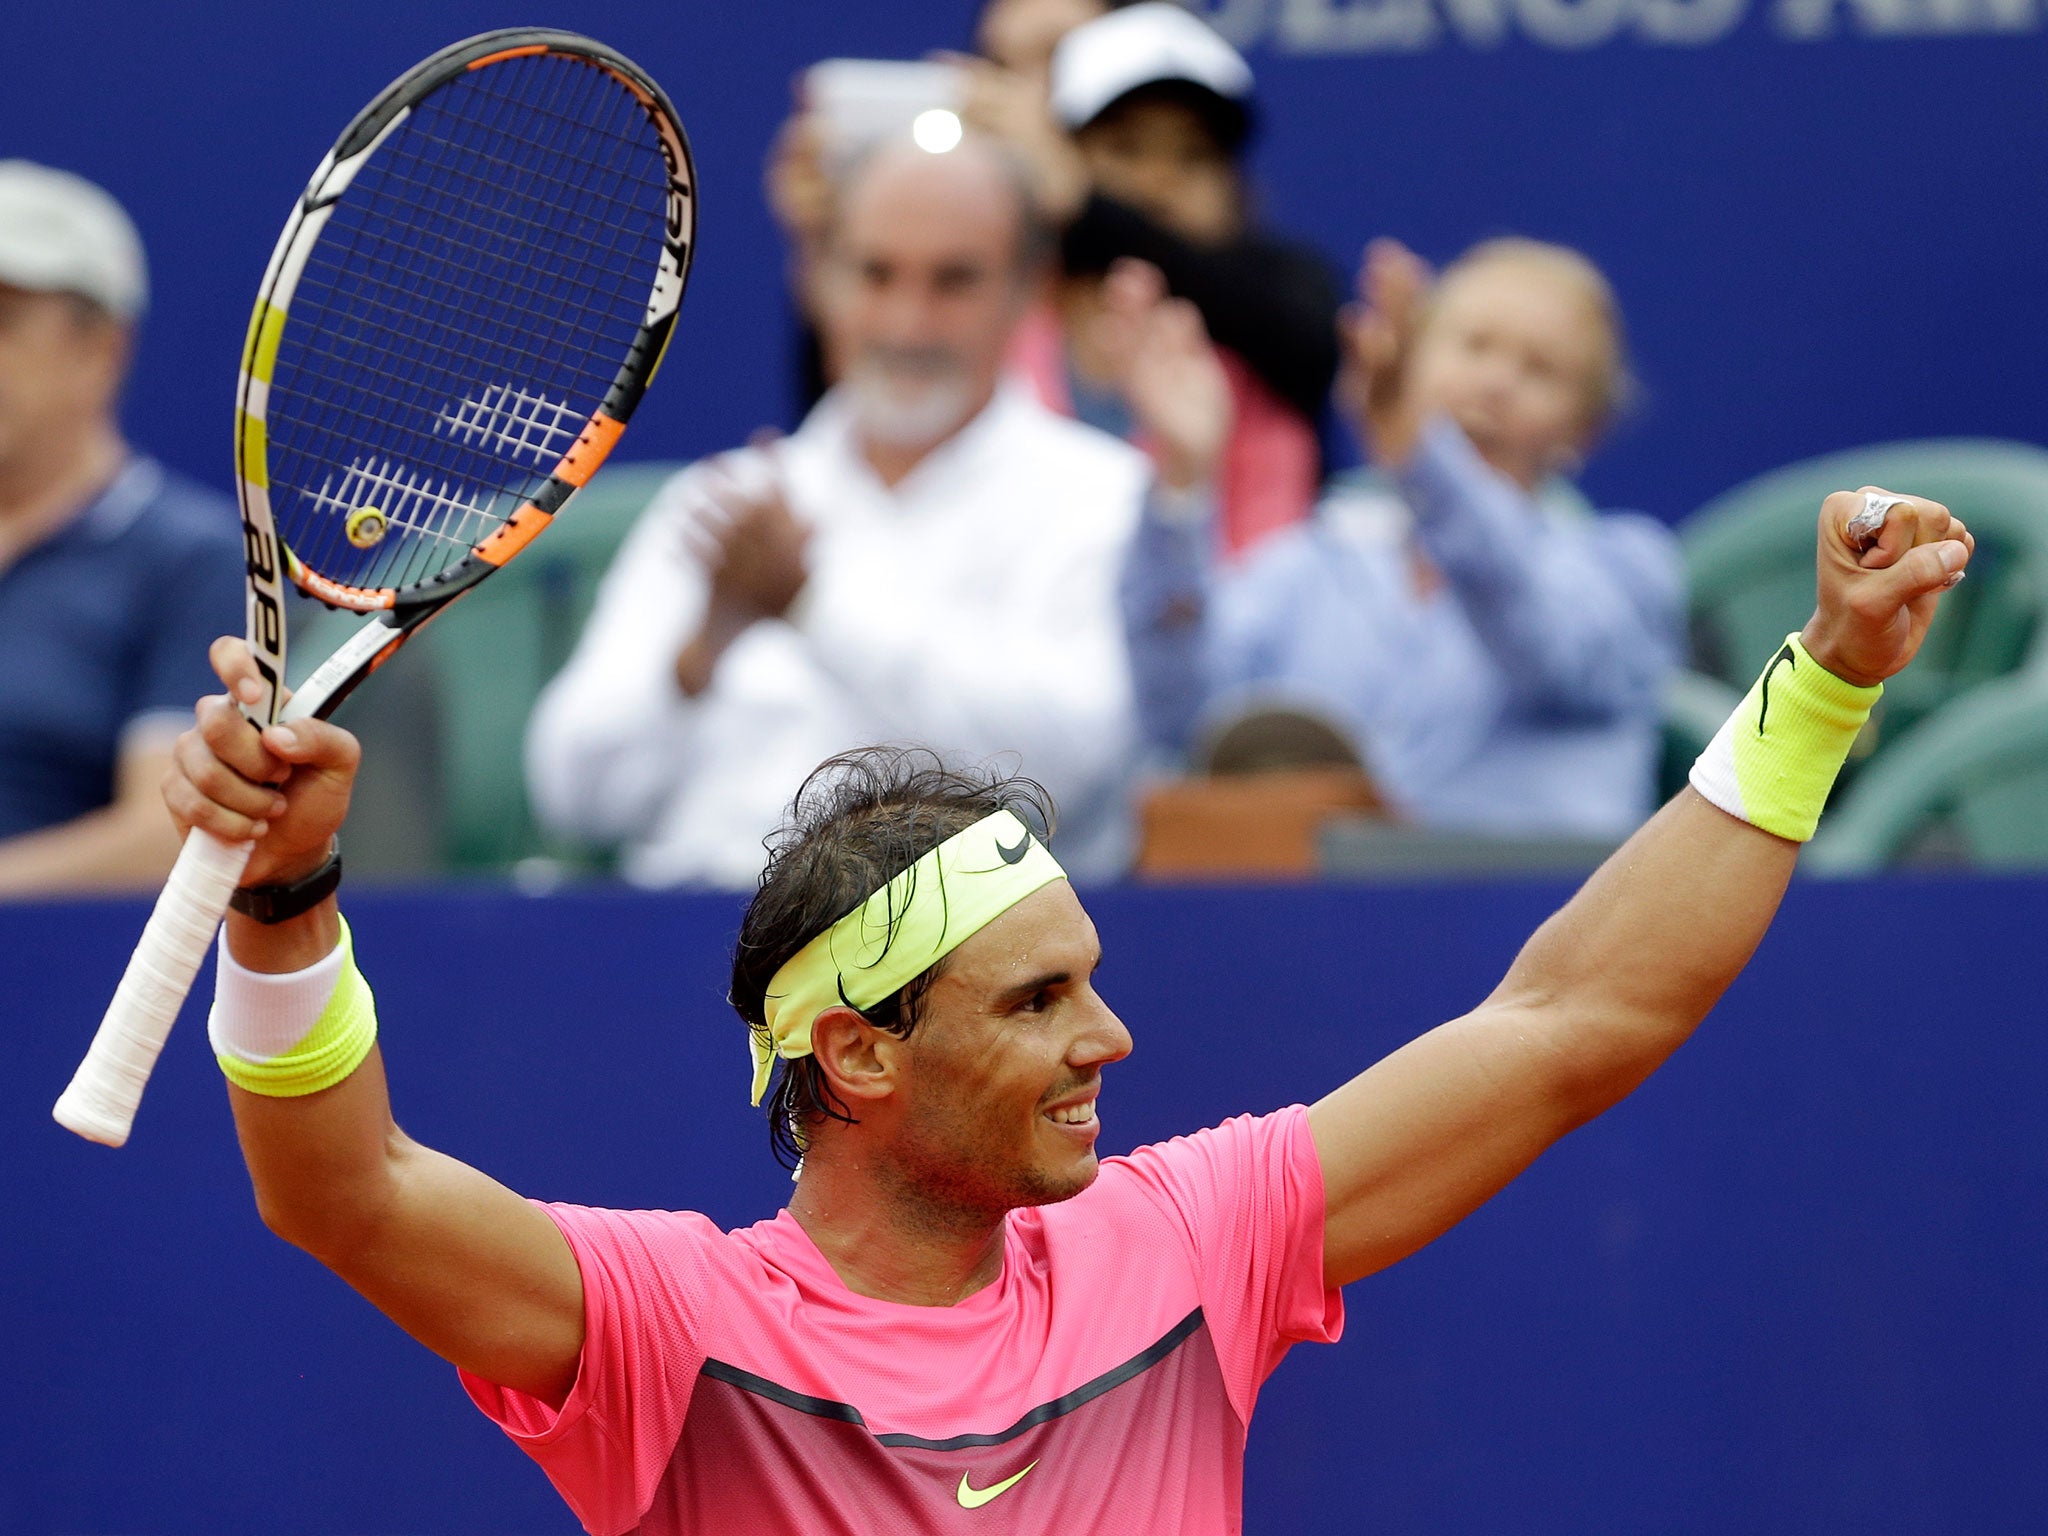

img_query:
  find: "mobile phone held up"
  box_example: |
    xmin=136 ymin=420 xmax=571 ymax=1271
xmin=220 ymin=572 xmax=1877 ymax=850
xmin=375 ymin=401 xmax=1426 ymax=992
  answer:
xmin=805 ymin=59 xmax=967 ymax=167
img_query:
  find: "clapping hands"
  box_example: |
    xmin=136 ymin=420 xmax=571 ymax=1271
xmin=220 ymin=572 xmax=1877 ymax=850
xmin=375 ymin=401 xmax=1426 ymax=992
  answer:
xmin=1339 ymin=238 xmax=1433 ymax=469
xmin=673 ymin=449 xmax=812 ymax=696
xmin=682 ymin=452 xmax=811 ymax=624
xmin=1097 ymin=259 xmax=1232 ymax=493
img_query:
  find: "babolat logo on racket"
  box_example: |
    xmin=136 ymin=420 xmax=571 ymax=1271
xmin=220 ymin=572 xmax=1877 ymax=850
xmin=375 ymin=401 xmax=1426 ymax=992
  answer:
xmin=239 ymin=516 xmax=284 ymax=689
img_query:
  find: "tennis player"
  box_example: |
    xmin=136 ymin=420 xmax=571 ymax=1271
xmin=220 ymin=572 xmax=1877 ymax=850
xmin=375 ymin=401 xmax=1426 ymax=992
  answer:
xmin=171 ymin=485 xmax=1968 ymax=1534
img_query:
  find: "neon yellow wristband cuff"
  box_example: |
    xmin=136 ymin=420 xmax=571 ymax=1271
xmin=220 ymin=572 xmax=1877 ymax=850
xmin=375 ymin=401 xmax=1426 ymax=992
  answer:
xmin=1689 ymin=633 xmax=1881 ymax=842
xmin=212 ymin=914 xmax=379 ymax=1097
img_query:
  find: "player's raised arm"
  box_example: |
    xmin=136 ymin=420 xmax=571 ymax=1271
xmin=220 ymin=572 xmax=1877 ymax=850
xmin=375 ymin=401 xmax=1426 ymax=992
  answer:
xmin=169 ymin=637 xmax=584 ymax=1405
xmin=1309 ymin=489 xmax=1973 ymax=1288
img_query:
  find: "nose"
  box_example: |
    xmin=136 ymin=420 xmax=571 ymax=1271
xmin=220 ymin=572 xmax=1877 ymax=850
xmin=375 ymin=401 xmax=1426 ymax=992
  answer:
xmin=1070 ymin=991 xmax=1133 ymax=1069
xmin=866 ymin=275 xmax=945 ymax=353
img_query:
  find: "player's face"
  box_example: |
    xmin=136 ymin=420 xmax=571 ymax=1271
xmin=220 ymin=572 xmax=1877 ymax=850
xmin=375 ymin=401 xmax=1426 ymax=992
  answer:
xmin=819 ymin=146 xmax=1033 ymax=451
xmin=1075 ymin=98 xmax=1241 ymax=245
xmin=0 ymin=284 xmax=124 ymax=475
xmin=890 ymin=881 xmax=1131 ymax=1216
xmin=1407 ymin=261 xmax=1606 ymax=492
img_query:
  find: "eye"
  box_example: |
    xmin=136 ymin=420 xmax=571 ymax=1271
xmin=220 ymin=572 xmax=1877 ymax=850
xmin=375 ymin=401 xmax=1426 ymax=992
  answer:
xmin=1020 ymin=988 xmax=1056 ymax=1014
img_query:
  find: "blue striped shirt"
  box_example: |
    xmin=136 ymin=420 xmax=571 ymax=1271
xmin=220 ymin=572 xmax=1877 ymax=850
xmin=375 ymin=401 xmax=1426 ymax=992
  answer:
xmin=1122 ymin=419 xmax=1684 ymax=839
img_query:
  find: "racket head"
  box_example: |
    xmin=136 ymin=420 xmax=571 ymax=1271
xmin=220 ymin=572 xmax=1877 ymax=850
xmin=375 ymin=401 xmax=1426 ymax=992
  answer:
xmin=234 ymin=28 xmax=695 ymax=719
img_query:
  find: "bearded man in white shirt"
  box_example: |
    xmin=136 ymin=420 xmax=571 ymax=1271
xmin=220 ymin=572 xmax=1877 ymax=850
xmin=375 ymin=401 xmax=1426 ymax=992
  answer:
xmin=528 ymin=136 xmax=1222 ymax=887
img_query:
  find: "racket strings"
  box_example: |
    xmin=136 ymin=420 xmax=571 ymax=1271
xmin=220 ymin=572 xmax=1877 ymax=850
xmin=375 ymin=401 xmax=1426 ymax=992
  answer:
xmin=392 ymin=58 xmax=660 ymax=389
xmin=266 ymin=49 xmax=670 ymax=594
xmin=293 ymin=231 xmax=628 ymax=399
xmin=280 ymin=56 xmax=654 ymax=587
xmin=291 ymin=176 xmax=647 ymax=381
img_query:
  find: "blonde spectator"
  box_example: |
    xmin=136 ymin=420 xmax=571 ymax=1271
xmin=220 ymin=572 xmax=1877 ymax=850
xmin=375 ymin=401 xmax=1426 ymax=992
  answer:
xmin=1123 ymin=236 xmax=1684 ymax=840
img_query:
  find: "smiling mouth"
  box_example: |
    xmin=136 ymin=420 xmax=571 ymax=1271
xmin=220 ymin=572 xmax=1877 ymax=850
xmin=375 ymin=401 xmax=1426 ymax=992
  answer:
xmin=1045 ymin=1099 xmax=1097 ymax=1128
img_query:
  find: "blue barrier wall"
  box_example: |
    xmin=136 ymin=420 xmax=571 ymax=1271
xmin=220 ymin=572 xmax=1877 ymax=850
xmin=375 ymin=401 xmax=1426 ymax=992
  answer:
xmin=9 ymin=3 xmax=2048 ymax=523
xmin=6 ymin=875 xmax=2044 ymax=1533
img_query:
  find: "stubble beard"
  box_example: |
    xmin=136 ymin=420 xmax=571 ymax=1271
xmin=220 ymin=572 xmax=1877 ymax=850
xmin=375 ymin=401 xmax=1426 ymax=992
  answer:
xmin=889 ymin=1097 xmax=1096 ymax=1232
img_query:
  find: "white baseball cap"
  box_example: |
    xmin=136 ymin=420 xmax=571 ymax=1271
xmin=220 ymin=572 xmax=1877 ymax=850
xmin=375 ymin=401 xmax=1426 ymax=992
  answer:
xmin=0 ymin=160 xmax=148 ymax=321
xmin=1048 ymin=3 xmax=1255 ymax=141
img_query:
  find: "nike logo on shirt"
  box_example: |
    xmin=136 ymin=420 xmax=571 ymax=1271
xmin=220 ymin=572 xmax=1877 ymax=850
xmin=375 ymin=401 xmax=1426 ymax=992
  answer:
xmin=956 ymin=1461 xmax=1038 ymax=1508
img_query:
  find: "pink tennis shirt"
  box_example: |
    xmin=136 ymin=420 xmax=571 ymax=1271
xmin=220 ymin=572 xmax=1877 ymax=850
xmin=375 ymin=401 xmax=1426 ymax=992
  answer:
xmin=462 ymin=1106 xmax=1343 ymax=1534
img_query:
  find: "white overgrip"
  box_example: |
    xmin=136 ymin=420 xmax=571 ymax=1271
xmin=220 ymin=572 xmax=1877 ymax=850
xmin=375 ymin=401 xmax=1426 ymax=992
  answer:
xmin=52 ymin=828 xmax=253 ymax=1146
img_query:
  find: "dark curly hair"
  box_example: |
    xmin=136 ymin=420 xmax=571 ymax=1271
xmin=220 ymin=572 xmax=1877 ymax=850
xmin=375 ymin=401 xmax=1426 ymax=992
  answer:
xmin=731 ymin=746 xmax=1057 ymax=1169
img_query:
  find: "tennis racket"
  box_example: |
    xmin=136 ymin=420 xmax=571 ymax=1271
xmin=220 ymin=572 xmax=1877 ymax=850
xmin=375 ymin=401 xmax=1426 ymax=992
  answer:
xmin=54 ymin=28 xmax=696 ymax=1146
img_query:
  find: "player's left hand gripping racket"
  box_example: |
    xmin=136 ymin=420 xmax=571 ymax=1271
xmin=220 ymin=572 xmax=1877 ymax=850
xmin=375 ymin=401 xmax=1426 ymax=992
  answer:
xmin=54 ymin=29 xmax=695 ymax=1145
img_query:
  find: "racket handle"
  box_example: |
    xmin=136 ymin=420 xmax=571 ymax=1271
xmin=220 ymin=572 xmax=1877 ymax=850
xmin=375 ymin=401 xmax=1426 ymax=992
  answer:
xmin=54 ymin=828 xmax=253 ymax=1147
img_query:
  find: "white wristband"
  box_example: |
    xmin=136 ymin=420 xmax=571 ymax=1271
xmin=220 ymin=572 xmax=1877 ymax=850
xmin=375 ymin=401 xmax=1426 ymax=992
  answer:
xmin=208 ymin=919 xmax=348 ymax=1067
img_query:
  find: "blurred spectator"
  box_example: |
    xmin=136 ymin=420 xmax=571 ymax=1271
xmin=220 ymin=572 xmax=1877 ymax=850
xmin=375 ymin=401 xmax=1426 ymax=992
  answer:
xmin=527 ymin=138 xmax=1170 ymax=888
xmin=767 ymin=5 xmax=1337 ymax=560
xmin=1124 ymin=236 xmax=1684 ymax=841
xmin=966 ymin=1 xmax=1341 ymax=557
xmin=770 ymin=1 xmax=1119 ymax=418
xmin=0 ymin=162 xmax=242 ymax=896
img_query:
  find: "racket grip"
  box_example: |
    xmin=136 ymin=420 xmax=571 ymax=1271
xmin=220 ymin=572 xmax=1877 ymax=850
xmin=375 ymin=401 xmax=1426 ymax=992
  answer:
xmin=53 ymin=828 xmax=253 ymax=1147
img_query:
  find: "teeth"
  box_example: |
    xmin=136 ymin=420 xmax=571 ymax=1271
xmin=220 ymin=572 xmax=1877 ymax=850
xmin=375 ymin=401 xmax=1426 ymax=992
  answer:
xmin=1049 ymin=1103 xmax=1096 ymax=1125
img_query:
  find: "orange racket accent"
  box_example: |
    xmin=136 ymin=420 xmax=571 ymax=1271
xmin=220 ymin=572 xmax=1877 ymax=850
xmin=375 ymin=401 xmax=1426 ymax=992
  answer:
xmin=474 ymin=501 xmax=555 ymax=567
xmin=558 ymin=411 xmax=627 ymax=488
xmin=290 ymin=561 xmax=397 ymax=612
xmin=363 ymin=634 xmax=406 ymax=676
xmin=467 ymin=45 xmax=550 ymax=69
xmin=602 ymin=65 xmax=657 ymax=109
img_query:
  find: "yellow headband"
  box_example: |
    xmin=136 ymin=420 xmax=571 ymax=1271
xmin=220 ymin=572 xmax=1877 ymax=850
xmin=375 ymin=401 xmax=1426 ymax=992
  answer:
xmin=751 ymin=809 xmax=1067 ymax=1104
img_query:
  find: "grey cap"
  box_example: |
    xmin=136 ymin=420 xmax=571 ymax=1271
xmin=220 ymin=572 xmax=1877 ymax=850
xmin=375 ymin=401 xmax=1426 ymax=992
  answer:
xmin=0 ymin=160 xmax=148 ymax=321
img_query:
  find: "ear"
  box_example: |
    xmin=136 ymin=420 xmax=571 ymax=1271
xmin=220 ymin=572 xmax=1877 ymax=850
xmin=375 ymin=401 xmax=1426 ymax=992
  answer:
xmin=79 ymin=318 xmax=132 ymax=411
xmin=808 ymin=1004 xmax=904 ymax=1106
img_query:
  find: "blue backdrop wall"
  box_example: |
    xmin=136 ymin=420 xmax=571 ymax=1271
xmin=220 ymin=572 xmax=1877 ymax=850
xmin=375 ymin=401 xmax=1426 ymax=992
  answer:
xmin=8 ymin=2 xmax=2048 ymax=525
xmin=5 ymin=876 xmax=2045 ymax=1533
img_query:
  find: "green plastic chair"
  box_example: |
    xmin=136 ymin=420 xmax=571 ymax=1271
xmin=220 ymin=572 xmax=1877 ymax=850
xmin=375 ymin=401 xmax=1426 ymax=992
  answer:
xmin=423 ymin=460 xmax=683 ymax=871
xmin=1807 ymin=672 xmax=2048 ymax=873
xmin=1683 ymin=439 xmax=2048 ymax=748
xmin=1656 ymin=668 xmax=1743 ymax=802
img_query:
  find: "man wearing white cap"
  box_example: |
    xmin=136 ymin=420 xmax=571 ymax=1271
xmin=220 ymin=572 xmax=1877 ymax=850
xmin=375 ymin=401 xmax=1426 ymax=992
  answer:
xmin=0 ymin=160 xmax=242 ymax=894
xmin=965 ymin=1 xmax=1343 ymax=557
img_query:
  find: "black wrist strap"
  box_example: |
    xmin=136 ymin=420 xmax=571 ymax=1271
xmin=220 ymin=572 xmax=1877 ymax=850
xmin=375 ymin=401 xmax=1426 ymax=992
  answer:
xmin=229 ymin=844 xmax=343 ymax=925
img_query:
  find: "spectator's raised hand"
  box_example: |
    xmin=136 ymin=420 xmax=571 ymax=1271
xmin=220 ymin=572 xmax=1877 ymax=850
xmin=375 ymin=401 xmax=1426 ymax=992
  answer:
xmin=1098 ymin=259 xmax=1231 ymax=493
xmin=952 ymin=54 xmax=1089 ymax=224
xmin=1339 ymin=238 xmax=1433 ymax=469
xmin=765 ymin=111 xmax=835 ymax=252
xmin=683 ymin=455 xmax=813 ymax=625
xmin=674 ymin=450 xmax=813 ymax=697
